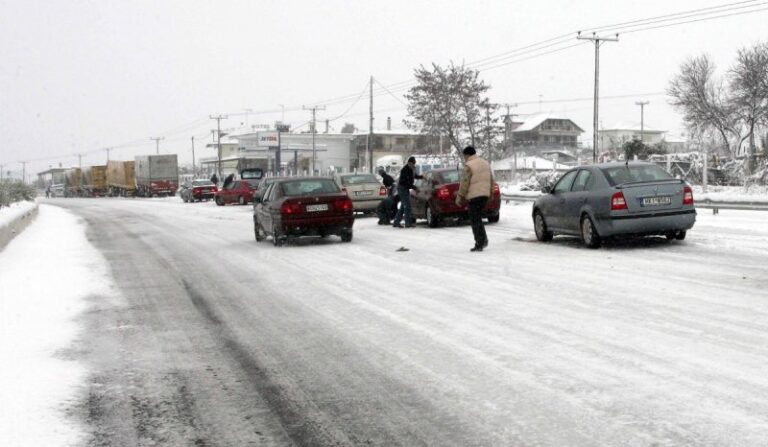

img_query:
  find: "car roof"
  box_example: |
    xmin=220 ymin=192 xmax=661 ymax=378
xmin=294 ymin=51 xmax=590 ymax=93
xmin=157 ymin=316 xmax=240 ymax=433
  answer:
xmin=581 ymin=161 xmax=658 ymax=169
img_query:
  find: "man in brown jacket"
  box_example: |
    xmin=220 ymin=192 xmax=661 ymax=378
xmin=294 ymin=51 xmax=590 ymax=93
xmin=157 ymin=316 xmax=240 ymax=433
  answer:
xmin=456 ymin=146 xmax=493 ymax=252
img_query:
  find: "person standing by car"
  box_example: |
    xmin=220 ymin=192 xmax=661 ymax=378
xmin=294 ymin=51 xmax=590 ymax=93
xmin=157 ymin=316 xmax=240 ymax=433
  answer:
xmin=456 ymin=146 xmax=493 ymax=252
xmin=376 ymin=168 xmax=396 ymax=225
xmin=392 ymin=156 xmax=423 ymax=228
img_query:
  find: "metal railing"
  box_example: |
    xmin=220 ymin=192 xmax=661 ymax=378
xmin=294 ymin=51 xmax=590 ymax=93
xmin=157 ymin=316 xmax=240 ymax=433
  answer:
xmin=501 ymin=194 xmax=768 ymax=211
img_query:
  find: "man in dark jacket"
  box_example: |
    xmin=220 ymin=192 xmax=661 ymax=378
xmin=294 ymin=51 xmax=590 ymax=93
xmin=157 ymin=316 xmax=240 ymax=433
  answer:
xmin=392 ymin=157 xmax=423 ymax=228
xmin=376 ymin=168 xmax=396 ymax=225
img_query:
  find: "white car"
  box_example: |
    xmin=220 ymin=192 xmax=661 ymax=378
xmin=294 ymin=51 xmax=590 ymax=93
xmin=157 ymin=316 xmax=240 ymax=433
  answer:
xmin=334 ymin=173 xmax=388 ymax=213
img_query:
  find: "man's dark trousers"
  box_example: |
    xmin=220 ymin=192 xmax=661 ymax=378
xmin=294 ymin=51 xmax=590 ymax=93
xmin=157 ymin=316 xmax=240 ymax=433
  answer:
xmin=468 ymin=196 xmax=489 ymax=247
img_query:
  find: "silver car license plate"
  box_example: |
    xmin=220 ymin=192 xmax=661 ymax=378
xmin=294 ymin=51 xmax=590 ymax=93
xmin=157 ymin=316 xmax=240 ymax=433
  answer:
xmin=642 ymin=196 xmax=672 ymax=206
xmin=306 ymin=203 xmax=329 ymax=212
xmin=355 ymin=190 xmax=373 ymax=196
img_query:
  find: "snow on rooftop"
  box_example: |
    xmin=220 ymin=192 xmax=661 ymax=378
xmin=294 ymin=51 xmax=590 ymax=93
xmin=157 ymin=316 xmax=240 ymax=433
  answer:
xmin=604 ymin=121 xmax=665 ymax=132
xmin=512 ymin=113 xmax=581 ymax=132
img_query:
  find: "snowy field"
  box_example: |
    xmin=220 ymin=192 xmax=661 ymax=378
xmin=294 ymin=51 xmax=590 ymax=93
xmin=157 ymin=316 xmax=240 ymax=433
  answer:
xmin=2 ymin=197 xmax=767 ymax=445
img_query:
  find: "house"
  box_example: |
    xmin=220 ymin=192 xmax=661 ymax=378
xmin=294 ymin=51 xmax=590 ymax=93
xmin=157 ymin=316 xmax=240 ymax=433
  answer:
xmin=511 ymin=113 xmax=584 ymax=154
xmin=598 ymin=122 xmax=665 ymax=151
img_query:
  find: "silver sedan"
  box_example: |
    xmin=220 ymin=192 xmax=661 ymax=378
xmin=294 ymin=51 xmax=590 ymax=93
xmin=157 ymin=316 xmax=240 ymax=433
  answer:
xmin=532 ymin=162 xmax=696 ymax=248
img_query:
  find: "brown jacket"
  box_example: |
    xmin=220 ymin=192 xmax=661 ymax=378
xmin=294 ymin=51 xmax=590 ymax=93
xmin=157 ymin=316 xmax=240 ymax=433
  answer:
xmin=458 ymin=155 xmax=493 ymax=200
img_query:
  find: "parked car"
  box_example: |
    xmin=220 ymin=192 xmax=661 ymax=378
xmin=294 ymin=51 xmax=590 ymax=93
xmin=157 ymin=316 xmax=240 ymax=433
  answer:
xmin=180 ymin=179 xmax=217 ymax=202
xmin=334 ymin=173 xmax=387 ymax=213
xmin=410 ymin=168 xmax=501 ymax=227
xmin=532 ymin=162 xmax=696 ymax=248
xmin=215 ymin=179 xmax=258 ymax=205
xmin=253 ymin=177 xmax=354 ymax=246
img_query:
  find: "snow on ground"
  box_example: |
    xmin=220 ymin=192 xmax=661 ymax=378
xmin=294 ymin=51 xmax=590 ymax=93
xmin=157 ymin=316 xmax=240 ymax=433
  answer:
xmin=0 ymin=200 xmax=37 ymax=230
xmin=0 ymin=205 xmax=118 ymax=446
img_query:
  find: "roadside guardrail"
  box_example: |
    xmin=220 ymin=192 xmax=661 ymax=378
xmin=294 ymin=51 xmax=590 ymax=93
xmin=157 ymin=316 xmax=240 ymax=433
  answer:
xmin=501 ymin=194 xmax=768 ymax=212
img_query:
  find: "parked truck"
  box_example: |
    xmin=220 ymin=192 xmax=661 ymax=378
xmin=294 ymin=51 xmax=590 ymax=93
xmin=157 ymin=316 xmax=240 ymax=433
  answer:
xmin=82 ymin=165 xmax=108 ymax=197
xmin=63 ymin=168 xmax=82 ymax=197
xmin=135 ymin=154 xmax=179 ymax=197
xmin=106 ymin=160 xmax=136 ymax=197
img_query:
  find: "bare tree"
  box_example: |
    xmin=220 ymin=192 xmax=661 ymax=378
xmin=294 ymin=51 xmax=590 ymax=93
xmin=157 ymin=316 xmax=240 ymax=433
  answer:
xmin=668 ymin=44 xmax=768 ymax=174
xmin=668 ymin=55 xmax=737 ymax=158
xmin=405 ymin=63 xmax=496 ymax=154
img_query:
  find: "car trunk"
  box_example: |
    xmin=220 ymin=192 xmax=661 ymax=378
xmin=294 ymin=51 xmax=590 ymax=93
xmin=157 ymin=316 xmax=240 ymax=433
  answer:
xmin=617 ymin=180 xmax=686 ymax=213
xmin=281 ymin=194 xmax=353 ymax=219
xmin=345 ymin=183 xmax=383 ymax=201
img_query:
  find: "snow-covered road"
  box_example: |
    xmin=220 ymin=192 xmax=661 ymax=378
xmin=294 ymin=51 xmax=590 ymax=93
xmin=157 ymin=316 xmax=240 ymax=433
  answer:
xmin=10 ymin=198 xmax=768 ymax=445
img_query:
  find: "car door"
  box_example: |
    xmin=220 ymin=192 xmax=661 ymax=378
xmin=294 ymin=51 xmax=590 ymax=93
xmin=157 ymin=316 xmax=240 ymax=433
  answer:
xmin=257 ymin=184 xmax=275 ymax=233
xmin=547 ymin=170 xmax=578 ymax=230
xmin=412 ymin=172 xmax=432 ymax=217
xmin=562 ymin=169 xmax=595 ymax=231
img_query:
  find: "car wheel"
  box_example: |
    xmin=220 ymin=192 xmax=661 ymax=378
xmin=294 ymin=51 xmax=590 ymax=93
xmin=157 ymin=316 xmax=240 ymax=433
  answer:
xmin=182 ymin=196 xmax=188 ymax=203
xmin=674 ymin=230 xmax=687 ymax=240
xmin=487 ymin=213 xmax=500 ymax=224
xmin=340 ymin=229 xmax=353 ymax=243
xmin=238 ymin=196 xmax=245 ymax=205
xmin=215 ymin=197 xmax=224 ymax=206
xmin=580 ymin=214 xmax=601 ymax=248
xmin=426 ymin=204 xmax=440 ymax=228
xmin=254 ymin=222 xmax=265 ymax=242
xmin=533 ymin=211 xmax=553 ymax=242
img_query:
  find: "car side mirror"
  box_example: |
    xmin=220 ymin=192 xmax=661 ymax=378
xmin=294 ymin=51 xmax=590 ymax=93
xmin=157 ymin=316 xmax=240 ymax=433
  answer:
xmin=541 ymin=185 xmax=552 ymax=194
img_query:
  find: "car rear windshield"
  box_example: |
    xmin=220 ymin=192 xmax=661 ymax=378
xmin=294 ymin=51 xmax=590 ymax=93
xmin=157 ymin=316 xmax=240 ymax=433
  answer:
xmin=438 ymin=170 xmax=462 ymax=184
xmin=601 ymin=165 xmax=674 ymax=186
xmin=192 ymin=180 xmax=214 ymax=186
xmin=341 ymin=175 xmax=378 ymax=185
xmin=281 ymin=179 xmax=341 ymax=196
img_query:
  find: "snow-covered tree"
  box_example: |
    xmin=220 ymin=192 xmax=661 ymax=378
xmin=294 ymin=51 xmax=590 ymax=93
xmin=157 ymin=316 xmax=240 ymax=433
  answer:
xmin=405 ymin=63 xmax=496 ymax=155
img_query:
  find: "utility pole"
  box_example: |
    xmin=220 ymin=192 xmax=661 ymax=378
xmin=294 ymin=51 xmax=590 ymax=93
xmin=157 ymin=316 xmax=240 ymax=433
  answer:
xmin=503 ymin=103 xmax=518 ymax=180
xmin=368 ymin=75 xmax=374 ymax=173
xmin=577 ymin=31 xmax=619 ymax=163
xmin=191 ymin=136 xmax=196 ymax=177
xmin=635 ymin=101 xmax=649 ymax=142
xmin=302 ymin=105 xmax=325 ymax=175
xmin=76 ymin=154 xmax=83 ymax=168
xmin=210 ymin=114 xmax=228 ymax=180
xmin=21 ymin=161 xmax=27 ymax=184
xmin=150 ymin=136 xmax=165 ymax=155
xmin=104 ymin=147 xmax=112 ymax=162
xmin=0 ymin=164 xmax=4 ymax=182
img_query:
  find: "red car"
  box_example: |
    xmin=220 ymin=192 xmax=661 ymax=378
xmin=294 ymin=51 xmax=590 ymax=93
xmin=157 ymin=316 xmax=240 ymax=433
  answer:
xmin=411 ymin=167 xmax=501 ymax=227
xmin=215 ymin=179 xmax=259 ymax=205
xmin=253 ymin=177 xmax=354 ymax=246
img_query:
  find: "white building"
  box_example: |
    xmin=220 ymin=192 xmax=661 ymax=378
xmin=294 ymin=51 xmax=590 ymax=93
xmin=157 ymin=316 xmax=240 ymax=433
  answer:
xmin=598 ymin=121 xmax=665 ymax=150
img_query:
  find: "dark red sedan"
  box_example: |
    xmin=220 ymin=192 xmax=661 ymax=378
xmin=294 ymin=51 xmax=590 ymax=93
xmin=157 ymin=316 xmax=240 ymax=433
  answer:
xmin=411 ymin=168 xmax=501 ymax=227
xmin=253 ymin=177 xmax=354 ymax=246
xmin=215 ymin=179 xmax=259 ymax=206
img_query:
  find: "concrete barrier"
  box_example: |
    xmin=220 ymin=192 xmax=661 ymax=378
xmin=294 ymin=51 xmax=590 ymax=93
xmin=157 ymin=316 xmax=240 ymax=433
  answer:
xmin=0 ymin=201 xmax=39 ymax=252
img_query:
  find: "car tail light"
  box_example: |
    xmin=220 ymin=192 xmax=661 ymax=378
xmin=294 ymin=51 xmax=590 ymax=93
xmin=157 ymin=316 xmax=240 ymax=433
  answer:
xmin=683 ymin=186 xmax=694 ymax=205
xmin=212 ymin=186 xmax=218 ymax=192
xmin=193 ymin=187 xmax=201 ymax=194
xmin=493 ymin=183 xmax=500 ymax=197
xmin=611 ymin=191 xmax=627 ymax=210
xmin=435 ymin=186 xmax=451 ymax=201
xmin=334 ymin=198 xmax=353 ymax=212
xmin=379 ymin=185 xmax=387 ymax=196
xmin=280 ymin=201 xmax=302 ymax=215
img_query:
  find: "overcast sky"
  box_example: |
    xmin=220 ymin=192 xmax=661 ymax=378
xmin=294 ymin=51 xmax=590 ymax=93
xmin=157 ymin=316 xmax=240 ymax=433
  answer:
xmin=1 ymin=0 xmax=767 ymax=177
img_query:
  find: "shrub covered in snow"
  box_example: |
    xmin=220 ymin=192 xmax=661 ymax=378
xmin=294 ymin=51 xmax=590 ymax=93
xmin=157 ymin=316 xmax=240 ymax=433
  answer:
xmin=0 ymin=181 xmax=36 ymax=208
